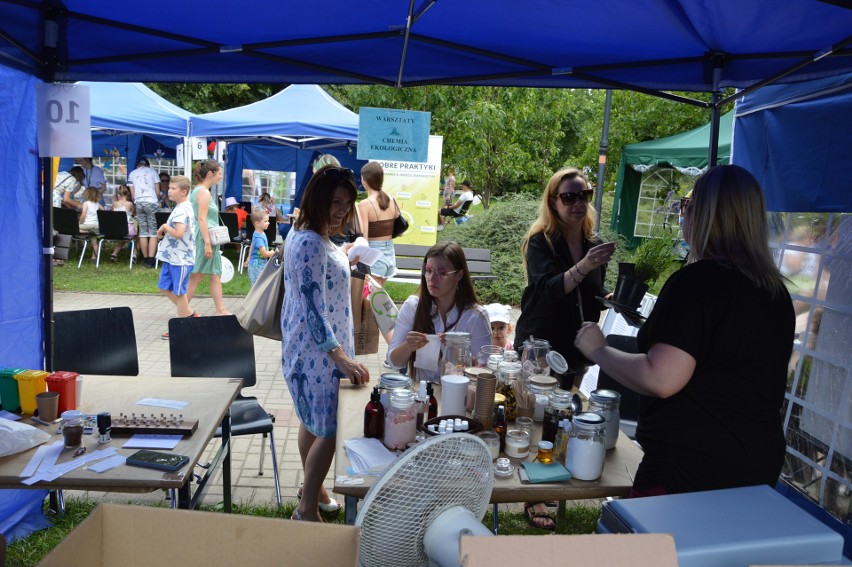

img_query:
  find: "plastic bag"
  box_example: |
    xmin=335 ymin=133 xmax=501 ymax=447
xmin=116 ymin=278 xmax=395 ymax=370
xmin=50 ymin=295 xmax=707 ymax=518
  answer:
xmin=0 ymin=419 xmax=51 ymax=458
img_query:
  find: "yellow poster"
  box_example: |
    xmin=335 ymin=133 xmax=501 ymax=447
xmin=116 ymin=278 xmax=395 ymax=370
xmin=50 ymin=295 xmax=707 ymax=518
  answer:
xmin=378 ymin=135 xmax=443 ymax=246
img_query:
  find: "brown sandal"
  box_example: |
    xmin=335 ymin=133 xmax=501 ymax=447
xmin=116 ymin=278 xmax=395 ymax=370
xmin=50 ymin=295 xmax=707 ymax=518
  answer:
xmin=524 ymin=503 xmax=556 ymax=531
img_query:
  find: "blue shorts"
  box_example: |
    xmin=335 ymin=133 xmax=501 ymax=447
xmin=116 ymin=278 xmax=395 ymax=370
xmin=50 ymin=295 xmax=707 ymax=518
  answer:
xmin=158 ymin=262 xmax=193 ymax=295
xmin=368 ymin=239 xmax=396 ymax=278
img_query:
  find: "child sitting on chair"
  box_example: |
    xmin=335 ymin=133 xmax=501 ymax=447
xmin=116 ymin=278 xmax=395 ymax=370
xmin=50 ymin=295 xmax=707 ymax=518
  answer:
xmin=247 ymin=210 xmax=276 ymax=286
xmin=485 ymin=303 xmax=514 ymax=351
xmin=78 ymin=187 xmax=102 ymax=260
xmin=109 ymin=185 xmax=137 ymax=262
xmin=224 ymin=196 xmax=248 ymax=235
xmin=156 ymin=175 xmax=197 ymax=337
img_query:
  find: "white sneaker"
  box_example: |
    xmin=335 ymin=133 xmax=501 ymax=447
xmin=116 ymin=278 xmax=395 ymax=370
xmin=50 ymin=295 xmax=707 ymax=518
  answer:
xmin=436 ymin=224 xmax=444 ymax=231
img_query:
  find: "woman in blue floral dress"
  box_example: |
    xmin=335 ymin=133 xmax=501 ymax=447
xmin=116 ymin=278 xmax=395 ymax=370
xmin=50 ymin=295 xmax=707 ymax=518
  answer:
xmin=282 ymin=165 xmax=370 ymax=522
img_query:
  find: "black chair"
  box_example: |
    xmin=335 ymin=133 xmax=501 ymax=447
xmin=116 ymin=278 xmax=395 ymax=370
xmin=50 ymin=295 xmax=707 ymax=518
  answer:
xmin=53 ymin=207 xmax=90 ymax=269
xmin=53 ymin=307 xmax=139 ymax=375
xmin=453 ymin=198 xmax=474 ymax=223
xmin=96 ymin=210 xmax=135 ymax=269
xmin=596 ymin=334 xmax=641 ymax=439
xmin=168 ymin=315 xmax=281 ymax=507
xmin=218 ymin=212 xmax=244 ymax=258
xmin=154 ymin=211 xmax=172 ymax=269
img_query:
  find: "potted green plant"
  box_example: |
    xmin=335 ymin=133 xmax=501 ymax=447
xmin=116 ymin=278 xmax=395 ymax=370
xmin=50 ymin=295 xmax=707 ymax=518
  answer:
xmin=613 ymin=231 xmax=675 ymax=309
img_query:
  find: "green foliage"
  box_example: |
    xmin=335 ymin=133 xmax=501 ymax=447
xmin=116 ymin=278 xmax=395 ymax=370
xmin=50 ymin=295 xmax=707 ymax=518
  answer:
xmin=631 ymin=228 xmax=677 ymax=287
xmin=440 ymin=194 xmax=540 ymax=305
xmin=147 ymin=83 xmax=282 ymax=114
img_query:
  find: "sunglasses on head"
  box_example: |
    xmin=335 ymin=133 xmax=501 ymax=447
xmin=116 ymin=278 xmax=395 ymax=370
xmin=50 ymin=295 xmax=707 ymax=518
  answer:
xmin=555 ymin=189 xmax=593 ymax=206
xmin=320 ymin=167 xmax=355 ymax=181
xmin=679 ymin=197 xmax=692 ymax=213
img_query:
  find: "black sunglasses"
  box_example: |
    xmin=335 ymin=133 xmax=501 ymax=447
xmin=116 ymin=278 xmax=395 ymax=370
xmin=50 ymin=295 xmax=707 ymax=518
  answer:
xmin=679 ymin=197 xmax=692 ymax=213
xmin=555 ymin=189 xmax=593 ymax=206
xmin=320 ymin=167 xmax=355 ymax=181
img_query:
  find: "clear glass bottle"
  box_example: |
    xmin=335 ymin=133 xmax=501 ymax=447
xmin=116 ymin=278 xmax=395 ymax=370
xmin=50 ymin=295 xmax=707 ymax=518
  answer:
xmin=566 ymin=412 xmax=606 ymax=480
xmin=442 ymin=332 xmax=472 ymax=376
xmin=542 ymin=388 xmax=574 ymax=443
xmin=384 ymin=390 xmax=417 ymax=451
xmin=588 ymin=389 xmax=621 ymax=450
xmin=495 ymin=360 xmax=522 ymax=420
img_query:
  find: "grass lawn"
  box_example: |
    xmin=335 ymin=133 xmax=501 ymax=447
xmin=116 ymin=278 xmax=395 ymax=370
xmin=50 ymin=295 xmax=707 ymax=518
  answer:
xmin=6 ymin=497 xmax=601 ymax=566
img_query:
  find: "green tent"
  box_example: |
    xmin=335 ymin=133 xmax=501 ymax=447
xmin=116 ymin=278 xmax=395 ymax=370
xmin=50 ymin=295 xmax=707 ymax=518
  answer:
xmin=611 ymin=111 xmax=733 ymax=246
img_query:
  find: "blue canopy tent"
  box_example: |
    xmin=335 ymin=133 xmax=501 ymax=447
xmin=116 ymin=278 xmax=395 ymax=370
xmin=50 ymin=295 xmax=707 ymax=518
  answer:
xmin=190 ymin=84 xmax=361 ymax=202
xmin=732 ymin=72 xmax=852 ymax=212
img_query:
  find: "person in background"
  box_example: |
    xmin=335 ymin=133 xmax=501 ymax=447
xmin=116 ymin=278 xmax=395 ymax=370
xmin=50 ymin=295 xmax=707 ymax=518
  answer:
xmin=513 ymin=167 xmax=615 ymax=530
xmin=128 ymin=158 xmax=161 ymax=269
xmin=575 ymin=164 xmax=794 ymax=498
xmin=224 ymin=196 xmax=248 ymax=231
xmin=356 ymin=162 xmax=398 ymax=287
xmin=387 ymin=241 xmax=491 ymax=382
xmin=442 ymin=168 xmax=456 ymax=206
xmin=156 ymin=175 xmax=197 ymax=335
xmin=257 ymin=192 xmax=277 ymax=219
xmin=185 ymin=159 xmax=231 ymax=317
xmin=76 ymin=157 xmax=107 ymax=203
xmin=158 ymin=172 xmax=172 ymax=209
xmin=485 ymin=303 xmax=514 ymax=351
xmin=53 ymin=166 xmax=85 ymax=209
xmin=109 ymin=185 xmax=137 ymax=262
xmin=246 ymin=210 xmax=276 ymax=286
xmin=438 ymin=179 xmax=474 ymax=230
xmin=77 ymin=187 xmax=101 ymax=260
xmin=282 ymin=164 xmax=369 ymax=522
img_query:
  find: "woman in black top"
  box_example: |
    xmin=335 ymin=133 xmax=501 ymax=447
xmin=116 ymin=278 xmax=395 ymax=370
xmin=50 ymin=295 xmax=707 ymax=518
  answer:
xmin=576 ymin=165 xmax=794 ymax=497
xmin=514 ymin=167 xmax=615 ymax=530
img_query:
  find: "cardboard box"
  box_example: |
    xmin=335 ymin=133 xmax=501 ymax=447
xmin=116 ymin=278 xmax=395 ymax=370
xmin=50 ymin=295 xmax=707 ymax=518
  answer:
xmin=460 ymin=533 xmax=678 ymax=567
xmin=38 ymin=504 xmax=359 ymax=567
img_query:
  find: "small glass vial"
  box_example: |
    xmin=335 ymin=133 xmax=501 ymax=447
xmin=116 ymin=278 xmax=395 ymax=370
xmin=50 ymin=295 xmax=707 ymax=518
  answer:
xmin=504 ymin=429 xmax=530 ymax=458
xmin=566 ymin=412 xmax=606 ymax=480
xmin=384 ymin=390 xmax=417 ymax=450
xmin=542 ymin=388 xmax=573 ymax=443
xmin=61 ymin=409 xmax=84 ymax=448
xmin=588 ymin=389 xmax=621 ymax=450
xmin=535 ymin=440 xmax=553 ymax=464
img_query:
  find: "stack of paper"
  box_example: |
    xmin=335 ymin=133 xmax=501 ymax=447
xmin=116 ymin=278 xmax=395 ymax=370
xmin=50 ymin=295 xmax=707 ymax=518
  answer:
xmin=344 ymin=438 xmax=397 ymax=473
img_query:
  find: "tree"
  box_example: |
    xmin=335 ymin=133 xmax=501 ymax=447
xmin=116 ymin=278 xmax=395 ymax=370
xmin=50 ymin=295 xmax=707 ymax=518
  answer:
xmin=147 ymin=83 xmax=282 ymax=113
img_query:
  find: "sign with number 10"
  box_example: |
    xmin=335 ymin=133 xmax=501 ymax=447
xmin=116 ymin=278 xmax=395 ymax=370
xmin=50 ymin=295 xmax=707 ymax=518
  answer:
xmin=36 ymin=83 xmax=92 ymax=157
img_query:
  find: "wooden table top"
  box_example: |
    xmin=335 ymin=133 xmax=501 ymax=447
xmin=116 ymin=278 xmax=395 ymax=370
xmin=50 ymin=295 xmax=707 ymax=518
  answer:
xmin=0 ymin=375 xmax=240 ymax=491
xmin=333 ymin=382 xmax=643 ymax=503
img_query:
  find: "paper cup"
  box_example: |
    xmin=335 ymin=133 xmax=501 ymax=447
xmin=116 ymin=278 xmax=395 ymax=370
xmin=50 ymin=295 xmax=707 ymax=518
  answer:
xmin=36 ymin=391 xmax=60 ymax=422
xmin=75 ymin=376 xmax=83 ymax=407
xmin=441 ymin=374 xmax=470 ymax=416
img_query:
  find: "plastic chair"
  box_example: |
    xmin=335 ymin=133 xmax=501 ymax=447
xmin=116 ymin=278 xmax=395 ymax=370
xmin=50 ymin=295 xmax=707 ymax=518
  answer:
xmin=53 ymin=307 xmax=139 ymax=375
xmin=595 ymin=334 xmax=641 ymax=438
xmin=52 ymin=207 xmax=90 ymax=269
xmin=168 ymin=315 xmax=281 ymax=507
xmin=95 ymin=210 xmax=135 ymax=269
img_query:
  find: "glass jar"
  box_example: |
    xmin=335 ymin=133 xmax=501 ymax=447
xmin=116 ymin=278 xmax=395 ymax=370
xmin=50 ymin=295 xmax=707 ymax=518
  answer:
xmin=520 ymin=338 xmax=551 ymax=378
xmin=378 ymin=373 xmax=412 ymax=408
xmin=384 ymin=390 xmax=417 ymax=451
xmin=535 ymin=440 xmax=553 ymax=464
xmin=527 ymin=374 xmax=557 ymax=422
xmin=588 ymin=389 xmax=621 ymax=450
xmin=477 ymin=431 xmax=500 ymax=460
xmin=566 ymin=412 xmax=606 ymax=480
xmin=542 ymin=388 xmax=574 ymax=443
xmin=495 ymin=360 xmax=522 ymax=420
xmin=477 ymin=345 xmax=504 ymax=367
xmin=61 ymin=409 xmax=84 ymax=448
xmin=502 ymin=350 xmax=519 ymax=363
xmin=504 ymin=429 xmax=531 ymax=458
xmin=486 ymin=354 xmax=503 ymax=373
xmin=442 ymin=332 xmax=472 ymax=376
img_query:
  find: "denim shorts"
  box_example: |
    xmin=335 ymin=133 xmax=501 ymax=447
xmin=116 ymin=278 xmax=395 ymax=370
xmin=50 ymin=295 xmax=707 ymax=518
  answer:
xmin=368 ymin=239 xmax=396 ymax=278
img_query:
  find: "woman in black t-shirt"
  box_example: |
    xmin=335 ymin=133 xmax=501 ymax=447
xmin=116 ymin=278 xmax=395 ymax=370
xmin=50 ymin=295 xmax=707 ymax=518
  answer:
xmin=576 ymin=165 xmax=794 ymax=497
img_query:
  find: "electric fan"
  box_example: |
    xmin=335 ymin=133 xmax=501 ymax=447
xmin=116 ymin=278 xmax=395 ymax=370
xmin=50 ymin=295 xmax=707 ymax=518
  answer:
xmin=355 ymin=433 xmax=494 ymax=567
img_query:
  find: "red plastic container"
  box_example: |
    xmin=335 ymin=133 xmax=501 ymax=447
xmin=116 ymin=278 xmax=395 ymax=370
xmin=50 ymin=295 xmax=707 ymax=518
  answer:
xmin=45 ymin=371 xmax=79 ymax=413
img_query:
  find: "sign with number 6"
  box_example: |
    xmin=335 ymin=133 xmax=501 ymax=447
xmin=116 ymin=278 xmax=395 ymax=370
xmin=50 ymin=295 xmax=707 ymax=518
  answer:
xmin=36 ymin=83 xmax=92 ymax=157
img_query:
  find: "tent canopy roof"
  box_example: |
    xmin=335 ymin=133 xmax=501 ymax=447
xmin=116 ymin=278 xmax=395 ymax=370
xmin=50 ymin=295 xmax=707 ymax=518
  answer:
xmin=4 ymin=1 xmax=851 ymax=95
xmin=622 ymin=111 xmax=733 ymax=169
xmin=80 ymin=81 xmax=192 ymax=137
xmin=192 ymin=84 xmax=358 ymax=145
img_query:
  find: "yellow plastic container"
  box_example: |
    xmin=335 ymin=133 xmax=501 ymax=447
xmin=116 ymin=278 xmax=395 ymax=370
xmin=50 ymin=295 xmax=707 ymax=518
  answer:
xmin=14 ymin=369 xmax=49 ymax=414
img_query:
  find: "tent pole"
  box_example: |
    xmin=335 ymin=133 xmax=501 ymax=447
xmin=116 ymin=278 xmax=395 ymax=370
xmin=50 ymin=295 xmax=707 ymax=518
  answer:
xmin=708 ymin=65 xmax=723 ymax=166
xmin=595 ymin=89 xmax=613 ymax=230
xmin=42 ymin=5 xmax=60 ymax=372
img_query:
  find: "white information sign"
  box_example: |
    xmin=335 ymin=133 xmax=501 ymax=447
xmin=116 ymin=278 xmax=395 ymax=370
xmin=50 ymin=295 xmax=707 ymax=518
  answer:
xmin=191 ymin=137 xmax=208 ymax=160
xmin=36 ymin=83 xmax=92 ymax=157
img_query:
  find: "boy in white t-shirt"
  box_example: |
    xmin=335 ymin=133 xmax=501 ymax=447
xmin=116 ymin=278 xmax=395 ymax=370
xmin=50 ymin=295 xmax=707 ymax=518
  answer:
xmin=156 ymin=175 xmax=197 ymax=338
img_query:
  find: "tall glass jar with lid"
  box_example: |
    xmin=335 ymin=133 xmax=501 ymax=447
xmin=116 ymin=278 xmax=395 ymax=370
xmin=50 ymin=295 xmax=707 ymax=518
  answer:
xmin=588 ymin=389 xmax=621 ymax=450
xmin=495 ymin=360 xmax=522 ymax=420
xmin=542 ymin=388 xmax=573 ymax=443
xmin=442 ymin=332 xmax=472 ymax=376
xmin=566 ymin=412 xmax=606 ymax=480
xmin=384 ymin=390 xmax=417 ymax=450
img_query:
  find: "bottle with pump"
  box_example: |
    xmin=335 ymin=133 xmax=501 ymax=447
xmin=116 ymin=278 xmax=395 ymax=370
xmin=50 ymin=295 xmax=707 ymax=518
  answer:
xmin=493 ymin=405 xmax=507 ymax=453
xmin=415 ymin=380 xmax=429 ymax=438
xmin=364 ymin=386 xmax=385 ymax=440
xmin=426 ymin=381 xmax=438 ymax=420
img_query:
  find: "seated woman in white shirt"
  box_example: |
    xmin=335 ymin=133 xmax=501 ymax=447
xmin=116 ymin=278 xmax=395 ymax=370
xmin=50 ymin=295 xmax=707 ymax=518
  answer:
xmin=387 ymin=241 xmax=491 ymax=382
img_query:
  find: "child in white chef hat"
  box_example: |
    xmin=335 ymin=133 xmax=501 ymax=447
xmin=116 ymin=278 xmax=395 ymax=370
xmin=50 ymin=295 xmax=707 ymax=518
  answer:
xmin=484 ymin=303 xmax=514 ymax=351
